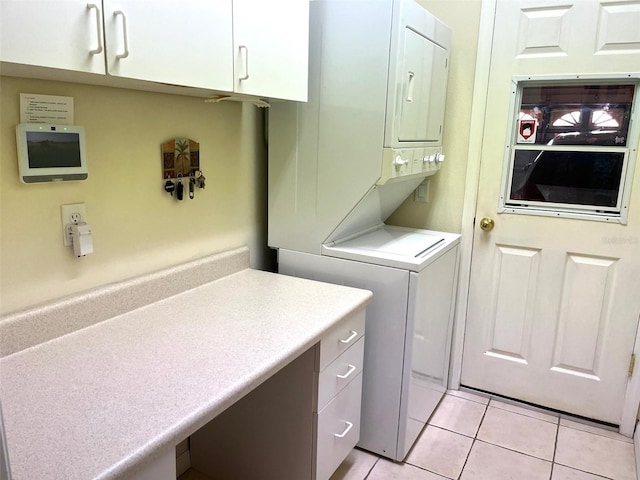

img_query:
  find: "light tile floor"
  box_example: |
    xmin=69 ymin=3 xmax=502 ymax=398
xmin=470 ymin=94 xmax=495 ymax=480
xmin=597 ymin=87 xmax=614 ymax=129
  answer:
xmin=330 ymin=390 xmax=637 ymax=480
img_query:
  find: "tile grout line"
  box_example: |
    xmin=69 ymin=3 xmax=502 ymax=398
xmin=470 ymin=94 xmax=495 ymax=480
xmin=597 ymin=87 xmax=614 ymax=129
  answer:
xmin=554 ymin=424 xmax=634 ymax=479
xmin=431 ymin=394 xmax=492 ymax=438
xmin=552 ymin=460 xmax=616 ymax=480
xmin=489 ymin=401 xmax=632 ymax=445
xmin=459 ymin=390 xmax=629 ymax=442
xmin=407 ymin=394 xmax=489 ymax=478
xmin=455 ymin=400 xmax=490 ymax=479
xmin=337 ymin=405 xmax=626 ymax=480
xmin=400 ymin=462 xmax=457 ymax=480
xmin=446 ymin=391 xmax=492 ymax=407
xmin=417 ymin=393 xmax=626 ymax=480
xmin=479 ymin=400 xmax=557 ymax=464
xmin=549 ymin=415 xmax=560 ymax=480
xmin=403 ymin=424 xmax=472 ymax=480
xmin=432 ymin=396 xmax=555 ymax=477
xmin=487 ymin=399 xmax=559 ymax=425
xmin=362 ymin=456 xmax=379 ymax=480
xmin=559 ymin=420 xmax=634 ymax=445
xmin=445 ymin=396 xmax=566 ymax=465
xmin=472 ymin=438 xmax=554 ymax=465
xmin=426 ymin=424 xmax=481 ymax=441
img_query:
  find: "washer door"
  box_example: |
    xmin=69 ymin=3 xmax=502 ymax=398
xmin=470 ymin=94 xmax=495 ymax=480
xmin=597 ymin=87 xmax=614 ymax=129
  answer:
xmin=324 ymin=226 xmax=451 ymax=271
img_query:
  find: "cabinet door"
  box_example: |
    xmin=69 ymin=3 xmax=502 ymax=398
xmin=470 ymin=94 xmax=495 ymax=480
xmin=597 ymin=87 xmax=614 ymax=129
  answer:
xmin=233 ymin=0 xmax=309 ymax=101
xmin=0 ymin=0 xmax=106 ymax=74
xmin=103 ymin=0 xmax=233 ymax=91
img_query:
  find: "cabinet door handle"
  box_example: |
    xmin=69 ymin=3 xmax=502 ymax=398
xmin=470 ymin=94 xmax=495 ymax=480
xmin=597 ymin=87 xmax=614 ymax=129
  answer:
xmin=87 ymin=3 xmax=103 ymax=55
xmin=336 ymin=364 xmax=357 ymax=379
xmin=238 ymin=45 xmax=249 ymax=81
xmin=114 ymin=10 xmax=130 ymax=59
xmin=339 ymin=330 xmax=358 ymax=344
xmin=334 ymin=421 xmax=354 ymax=438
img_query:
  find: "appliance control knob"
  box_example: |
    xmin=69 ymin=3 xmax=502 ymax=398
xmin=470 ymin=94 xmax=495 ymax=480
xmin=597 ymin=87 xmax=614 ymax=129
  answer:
xmin=394 ymin=155 xmax=409 ymax=168
xmin=435 ymin=153 xmax=445 ymax=164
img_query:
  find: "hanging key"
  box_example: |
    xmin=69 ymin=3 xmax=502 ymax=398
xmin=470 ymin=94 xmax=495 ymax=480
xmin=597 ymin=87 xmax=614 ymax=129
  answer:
xmin=189 ymin=177 xmax=195 ymax=199
xmin=164 ymin=179 xmax=175 ymax=196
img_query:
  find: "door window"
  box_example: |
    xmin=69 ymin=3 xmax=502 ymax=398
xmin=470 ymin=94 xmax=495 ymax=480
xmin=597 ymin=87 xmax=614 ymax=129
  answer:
xmin=500 ymin=77 xmax=639 ymax=223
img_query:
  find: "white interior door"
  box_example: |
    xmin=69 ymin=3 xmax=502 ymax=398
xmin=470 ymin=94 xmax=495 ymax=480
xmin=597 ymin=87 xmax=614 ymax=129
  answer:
xmin=461 ymin=0 xmax=640 ymax=425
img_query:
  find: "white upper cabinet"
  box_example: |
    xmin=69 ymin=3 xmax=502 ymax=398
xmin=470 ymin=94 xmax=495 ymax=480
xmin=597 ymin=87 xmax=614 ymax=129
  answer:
xmin=0 ymin=0 xmax=107 ymax=74
xmin=233 ymin=0 xmax=309 ymax=101
xmin=0 ymin=0 xmax=308 ymax=101
xmin=103 ymin=0 xmax=233 ymax=91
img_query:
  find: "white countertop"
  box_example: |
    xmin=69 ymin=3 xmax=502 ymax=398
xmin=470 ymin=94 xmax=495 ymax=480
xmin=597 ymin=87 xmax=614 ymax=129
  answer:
xmin=0 ymin=269 xmax=372 ymax=480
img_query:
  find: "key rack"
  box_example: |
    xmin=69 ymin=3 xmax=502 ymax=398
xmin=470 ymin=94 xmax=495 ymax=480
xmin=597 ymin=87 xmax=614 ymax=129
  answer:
xmin=161 ymin=137 xmax=205 ymax=200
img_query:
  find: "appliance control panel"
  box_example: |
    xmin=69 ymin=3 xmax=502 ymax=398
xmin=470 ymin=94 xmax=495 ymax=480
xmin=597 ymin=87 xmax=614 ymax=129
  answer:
xmin=378 ymin=147 xmax=443 ymax=185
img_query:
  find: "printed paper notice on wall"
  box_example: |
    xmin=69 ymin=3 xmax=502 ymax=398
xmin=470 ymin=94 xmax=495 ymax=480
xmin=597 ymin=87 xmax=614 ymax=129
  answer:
xmin=20 ymin=93 xmax=74 ymax=125
xmin=517 ymin=119 xmax=536 ymax=144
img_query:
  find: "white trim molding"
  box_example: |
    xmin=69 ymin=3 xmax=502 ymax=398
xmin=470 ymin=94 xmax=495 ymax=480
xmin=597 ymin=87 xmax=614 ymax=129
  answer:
xmin=635 ymin=428 xmax=640 ymax=480
xmin=621 ymin=315 xmax=640 ymax=437
xmin=448 ymin=0 xmax=497 ymax=389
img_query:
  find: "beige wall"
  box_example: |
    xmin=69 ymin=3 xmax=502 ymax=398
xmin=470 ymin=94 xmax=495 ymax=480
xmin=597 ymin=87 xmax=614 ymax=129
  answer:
xmin=388 ymin=0 xmax=482 ymax=233
xmin=0 ymin=76 xmax=267 ymax=314
xmin=0 ymin=1 xmax=483 ymax=313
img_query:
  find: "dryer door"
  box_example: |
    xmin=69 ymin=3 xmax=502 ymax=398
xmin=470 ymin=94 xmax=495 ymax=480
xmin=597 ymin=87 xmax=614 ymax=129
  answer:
xmin=397 ymin=29 xmax=448 ymax=144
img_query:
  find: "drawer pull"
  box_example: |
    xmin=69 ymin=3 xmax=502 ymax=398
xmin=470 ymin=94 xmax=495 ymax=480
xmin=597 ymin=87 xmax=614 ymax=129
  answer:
xmin=339 ymin=330 xmax=358 ymax=344
xmin=336 ymin=364 xmax=357 ymax=380
xmin=334 ymin=421 xmax=354 ymax=438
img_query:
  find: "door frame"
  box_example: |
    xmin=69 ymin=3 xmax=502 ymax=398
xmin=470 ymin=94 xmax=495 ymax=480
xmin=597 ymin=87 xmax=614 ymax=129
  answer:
xmin=448 ymin=0 xmax=640 ymax=437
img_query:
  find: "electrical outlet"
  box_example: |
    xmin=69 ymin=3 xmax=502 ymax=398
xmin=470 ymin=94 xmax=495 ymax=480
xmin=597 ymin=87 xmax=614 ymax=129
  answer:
xmin=61 ymin=203 xmax=87 ymax=246
xmin=414 ymin=180 xmax=430 ymax=203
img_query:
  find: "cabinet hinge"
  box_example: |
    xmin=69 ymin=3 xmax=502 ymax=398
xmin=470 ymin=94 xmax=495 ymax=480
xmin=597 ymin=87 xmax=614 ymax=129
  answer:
xmin=629 ymin=354 xmax=636 ymax=377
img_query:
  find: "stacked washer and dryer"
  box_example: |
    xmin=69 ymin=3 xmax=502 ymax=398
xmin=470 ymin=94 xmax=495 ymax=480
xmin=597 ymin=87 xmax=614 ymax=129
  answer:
xmin=268 ymin=0 xmax=460 ymax=461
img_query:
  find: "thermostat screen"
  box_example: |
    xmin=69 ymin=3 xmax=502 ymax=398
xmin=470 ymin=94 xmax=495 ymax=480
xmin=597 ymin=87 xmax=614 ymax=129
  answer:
xmin=26 ymin=131 xmax=81 ymax=168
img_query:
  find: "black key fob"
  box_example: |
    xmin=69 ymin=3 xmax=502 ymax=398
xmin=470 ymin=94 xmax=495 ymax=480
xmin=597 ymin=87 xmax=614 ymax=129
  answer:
xmin=176 ymin=179 xmax=184 ymax=200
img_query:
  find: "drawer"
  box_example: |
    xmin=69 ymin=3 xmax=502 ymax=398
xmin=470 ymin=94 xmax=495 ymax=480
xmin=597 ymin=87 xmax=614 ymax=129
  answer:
xmin=315 ymin=373 xmax=363 ymax=480
xmin=317 ymin=337 xmax=364 ymax=411
xmin=317 ymin=308 xmax=365 ymax=371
